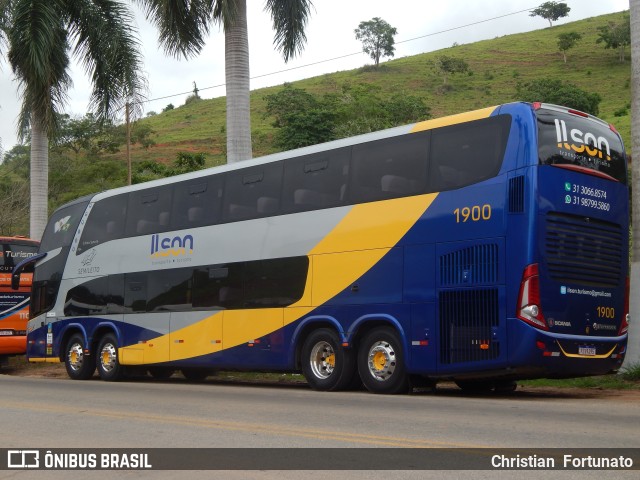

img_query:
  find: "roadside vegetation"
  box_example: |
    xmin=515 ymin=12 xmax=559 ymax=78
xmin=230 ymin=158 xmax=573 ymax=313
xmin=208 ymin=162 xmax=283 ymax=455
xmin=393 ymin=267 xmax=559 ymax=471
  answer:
xmin=0 ymin=11 xmax=631 ymax=237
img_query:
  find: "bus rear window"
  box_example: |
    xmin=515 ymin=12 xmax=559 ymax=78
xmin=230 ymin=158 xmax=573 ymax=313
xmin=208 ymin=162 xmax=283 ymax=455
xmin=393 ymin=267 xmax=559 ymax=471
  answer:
xmin=537 ymin=109 xmax=627 ymax=184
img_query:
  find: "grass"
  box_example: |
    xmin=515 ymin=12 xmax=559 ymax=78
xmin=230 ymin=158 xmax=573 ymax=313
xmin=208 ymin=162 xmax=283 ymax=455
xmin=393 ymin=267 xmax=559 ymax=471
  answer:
xmin=520 ymin=363 xmax=640 ymax=390
xmin=114 ymin=11 xmax=631 ymax=167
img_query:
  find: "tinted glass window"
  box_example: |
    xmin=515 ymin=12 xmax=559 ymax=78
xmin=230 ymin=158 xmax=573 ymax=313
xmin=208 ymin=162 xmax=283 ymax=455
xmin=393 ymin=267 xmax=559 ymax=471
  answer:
xmin=77 ymin=194 xmax=128 ymax=254
xmin=0 ymin=242 xmax=39 ymax=272
xmin=171 ymin=176 xmax=224 ymax=230
xmin=125 ymin=187 xmax=173 ymax=236
xmin=537 ymin=109 xmax=627 ymax=184
xmin=282 ymin=149 xmax=349 ymax=213
xmin=147 ymin=268 xmax=193 ymax=312
xmin=243 ymin=257 xmax=309 ymax=308
xmin=192 ymin=264 xmax=244 ymax=309
xmin=33 ymin=199 xmax=90 ymax=318
xmin=124 ymin=273 xmax=147 ymax=313
xmin=64 ymin=276 xmax=110 ymax=316
xmin=349 ymin=133 xmax=429 ymax=204
xmin=223 ymin=163 xmax=283 ymax=222
xmin=40 ymin=201 xmax=89 ymax=252
xmin=429 ymin=115 xmax=511 ymax=191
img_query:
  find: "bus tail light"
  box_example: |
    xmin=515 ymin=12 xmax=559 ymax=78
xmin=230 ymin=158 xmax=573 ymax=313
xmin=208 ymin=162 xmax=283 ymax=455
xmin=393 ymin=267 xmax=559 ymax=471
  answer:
xmin=517 ymin=264 xmax=548 ymax=331
xmin=619 ymin=277 xmax=630 ymax=336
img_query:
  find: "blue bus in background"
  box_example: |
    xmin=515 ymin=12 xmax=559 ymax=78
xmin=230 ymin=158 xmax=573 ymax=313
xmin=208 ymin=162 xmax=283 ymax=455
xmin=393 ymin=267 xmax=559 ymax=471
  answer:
xmin=16 ymin=102 xmax=629 ymax=393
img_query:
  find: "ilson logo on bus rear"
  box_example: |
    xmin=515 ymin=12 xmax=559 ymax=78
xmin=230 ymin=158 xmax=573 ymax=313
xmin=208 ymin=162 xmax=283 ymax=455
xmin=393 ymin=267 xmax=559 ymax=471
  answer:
xmin=554 ymin=119 xmax=611 ymax=160
xmin=150 ymin=234 xmax=194 ymax=257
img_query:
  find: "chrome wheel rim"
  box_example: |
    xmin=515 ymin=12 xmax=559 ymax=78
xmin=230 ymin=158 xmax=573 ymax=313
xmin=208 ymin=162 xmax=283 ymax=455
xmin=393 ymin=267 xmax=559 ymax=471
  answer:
xmin=99 ymin=343 xmax=117 ymax=373
xmin=366 ymin=340 xmax=396 ymax=382
xmin=309 ymin=341 xmax=336 ymax=380
xmin=67 ymin=343 xmax=85 ymax=372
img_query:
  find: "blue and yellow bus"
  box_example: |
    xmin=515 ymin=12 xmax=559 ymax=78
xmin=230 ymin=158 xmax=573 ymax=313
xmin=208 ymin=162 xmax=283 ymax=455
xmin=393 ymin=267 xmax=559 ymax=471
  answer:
xmin=16 ymin=102 xmax=629 ymax=393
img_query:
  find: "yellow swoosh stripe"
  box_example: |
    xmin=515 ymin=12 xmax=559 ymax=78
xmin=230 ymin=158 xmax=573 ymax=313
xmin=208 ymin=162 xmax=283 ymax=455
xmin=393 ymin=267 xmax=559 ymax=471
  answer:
xmin=121 ymin=189 xmax=438 ymax=365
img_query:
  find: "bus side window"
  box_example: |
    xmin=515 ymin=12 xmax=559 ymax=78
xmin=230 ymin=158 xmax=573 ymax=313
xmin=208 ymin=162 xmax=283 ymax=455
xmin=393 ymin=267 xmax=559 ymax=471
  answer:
xmin=77 ymin=194 xmax=127 ymax=254
xmin=124 ymin=274 xmax=147 ymax=313
xmin=192 ymin=264 xmax=243 ymax=309
xmin=282 ymin=148 xmax=349 ymax=214
xmin=171 ymin=177 xmax=223 ymax=230
xmin=349 ymin=133 xmax=428 ymax=204
xmin=126 ymin=187 xmax=173 ymax=236
xmin=223 ymin=164 xmax=283 ymax=222
xmin=429 ymin=115 xmax=511 ymax=192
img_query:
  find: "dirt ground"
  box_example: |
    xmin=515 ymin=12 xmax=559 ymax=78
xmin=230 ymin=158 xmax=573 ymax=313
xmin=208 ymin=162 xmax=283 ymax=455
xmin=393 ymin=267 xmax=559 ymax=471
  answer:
xmin=3 ymin=357 xmax=640 ymax=401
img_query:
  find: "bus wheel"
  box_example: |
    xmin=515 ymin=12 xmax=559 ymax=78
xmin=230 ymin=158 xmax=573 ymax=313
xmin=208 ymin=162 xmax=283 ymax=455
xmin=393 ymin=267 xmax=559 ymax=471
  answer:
xmin=64 ymin=333 xmax=95 ymax=380
xmin=96 ymin=333 xmax=124 ymax=381
xmin=301 ymin=328 xmax=357 ymax=391
xmin=357 ymin=327 xmax=409 ymax=394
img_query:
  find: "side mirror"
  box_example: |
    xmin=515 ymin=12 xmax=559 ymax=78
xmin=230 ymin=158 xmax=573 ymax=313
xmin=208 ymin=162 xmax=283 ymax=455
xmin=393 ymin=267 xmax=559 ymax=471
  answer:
xmin=11 ymin=252 xmax=47 ymax=290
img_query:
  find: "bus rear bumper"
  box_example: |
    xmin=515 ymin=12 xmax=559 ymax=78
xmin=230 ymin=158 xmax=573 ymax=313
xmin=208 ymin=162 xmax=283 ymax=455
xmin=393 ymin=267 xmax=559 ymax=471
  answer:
xmin=507 ymin=319 xmax=627 ymax=378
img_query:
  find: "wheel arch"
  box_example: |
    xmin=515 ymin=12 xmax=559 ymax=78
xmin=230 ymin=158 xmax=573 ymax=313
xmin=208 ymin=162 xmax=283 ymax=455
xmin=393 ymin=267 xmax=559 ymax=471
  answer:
xmin=291 ymin=315 xmax=344 ymax=370
xmin=348 ymin=313 xmax=409 ymax=356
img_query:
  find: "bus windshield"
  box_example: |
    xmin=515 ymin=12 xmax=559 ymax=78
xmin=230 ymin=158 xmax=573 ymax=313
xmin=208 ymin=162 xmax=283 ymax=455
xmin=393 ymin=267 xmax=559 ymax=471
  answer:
xmin=536 ymin=107 xmax=627 ymax=184
xmin=1 ymin=241 xmax=39 ymax=275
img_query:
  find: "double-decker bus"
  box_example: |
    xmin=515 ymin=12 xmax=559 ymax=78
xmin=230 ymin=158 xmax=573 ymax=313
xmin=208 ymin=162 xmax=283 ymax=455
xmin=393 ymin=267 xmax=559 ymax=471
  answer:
xmin=0 ymin=236 xmax=39 ymax=367
xmin=15 ymin=102 xmax=629 ymax=393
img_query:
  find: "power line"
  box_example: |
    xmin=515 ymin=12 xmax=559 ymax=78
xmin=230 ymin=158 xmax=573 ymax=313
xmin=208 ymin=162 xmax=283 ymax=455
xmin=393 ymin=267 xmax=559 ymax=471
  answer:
xmin=139 ymin=5 xmax=538 ymax=107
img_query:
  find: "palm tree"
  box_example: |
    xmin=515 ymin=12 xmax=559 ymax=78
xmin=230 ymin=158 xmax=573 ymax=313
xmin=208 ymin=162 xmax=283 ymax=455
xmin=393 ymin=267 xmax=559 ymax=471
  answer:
xmin=7 ymin=0 xmax=147 ymax=240
xmin=139 ymin=0 xmax=314 ymax=163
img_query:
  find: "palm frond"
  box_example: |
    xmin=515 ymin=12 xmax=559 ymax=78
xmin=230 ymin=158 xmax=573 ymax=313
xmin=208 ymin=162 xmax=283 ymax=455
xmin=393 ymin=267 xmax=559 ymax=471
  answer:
xmin=134 ymin=0 xmax=213 ymax=58
xmin=8 ymin=0 xmax=71 ymax=139
xmin=265 ymin=0 xmax=314 ymax=62
xmin=66 ymin=0 xmax=148 ymax=121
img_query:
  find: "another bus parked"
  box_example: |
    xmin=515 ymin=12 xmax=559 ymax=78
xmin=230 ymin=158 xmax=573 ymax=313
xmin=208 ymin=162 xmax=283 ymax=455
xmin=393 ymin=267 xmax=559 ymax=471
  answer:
xmin=16 ymin=102 xmax=629 ymax=393
xmin=0 ymin=236 xmax=39 ymax=367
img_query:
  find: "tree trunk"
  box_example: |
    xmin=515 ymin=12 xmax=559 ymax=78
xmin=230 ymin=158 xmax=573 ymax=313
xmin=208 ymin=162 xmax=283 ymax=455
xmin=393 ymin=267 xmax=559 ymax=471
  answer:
xmin=225 ymin=0 xmax=252 ymax=163
xmin=29 ymin=115 xmax=49 ymax=241
xmin=628 ymin=0 xmax=640 ymax=364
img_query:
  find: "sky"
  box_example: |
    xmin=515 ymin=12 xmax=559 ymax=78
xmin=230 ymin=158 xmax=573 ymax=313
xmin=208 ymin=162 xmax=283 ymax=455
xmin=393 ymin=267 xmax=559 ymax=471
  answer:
xmin=0 ymin=0 xmax=631 ymax=156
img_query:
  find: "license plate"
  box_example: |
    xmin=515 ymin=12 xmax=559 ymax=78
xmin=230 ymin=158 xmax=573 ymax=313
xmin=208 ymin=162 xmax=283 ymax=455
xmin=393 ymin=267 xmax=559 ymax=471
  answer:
xmin=0 ymin=330 xmax=12 ymax=336
xmin=579 ymin=346 xmax=596 ymax=356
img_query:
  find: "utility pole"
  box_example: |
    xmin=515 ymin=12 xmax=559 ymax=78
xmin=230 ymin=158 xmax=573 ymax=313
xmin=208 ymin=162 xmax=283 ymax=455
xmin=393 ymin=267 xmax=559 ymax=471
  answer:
xmin=126 ymin=102 xmax=132 ymax=186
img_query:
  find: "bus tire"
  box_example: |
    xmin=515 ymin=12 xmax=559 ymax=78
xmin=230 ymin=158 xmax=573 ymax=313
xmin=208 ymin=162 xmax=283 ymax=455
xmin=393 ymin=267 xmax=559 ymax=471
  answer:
xmin=64 ymin=333 xmax=95 ymax=380
xmin=357 ymin=327 xmax=409 ymax=394
xmin=96 ymin=333 xmax=124 ymax=381
xmin=301 ymin=328 xmax=357 ymax=391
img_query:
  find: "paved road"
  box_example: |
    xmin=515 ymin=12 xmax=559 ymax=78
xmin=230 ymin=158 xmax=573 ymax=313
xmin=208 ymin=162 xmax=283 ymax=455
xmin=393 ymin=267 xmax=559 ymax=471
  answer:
xmin=0 ymin=375 xmax=638 ymax=479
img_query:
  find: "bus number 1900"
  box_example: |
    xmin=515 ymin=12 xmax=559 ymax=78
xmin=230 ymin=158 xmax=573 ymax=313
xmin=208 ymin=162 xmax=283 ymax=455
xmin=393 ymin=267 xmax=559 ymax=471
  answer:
xmin=454 ymin=204 xmax=492 ymax=223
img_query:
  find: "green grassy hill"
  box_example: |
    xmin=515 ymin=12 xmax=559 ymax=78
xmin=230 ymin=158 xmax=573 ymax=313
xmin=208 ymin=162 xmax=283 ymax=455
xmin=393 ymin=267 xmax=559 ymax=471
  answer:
xmin=121 ymin=10 xmax=632 ymax=167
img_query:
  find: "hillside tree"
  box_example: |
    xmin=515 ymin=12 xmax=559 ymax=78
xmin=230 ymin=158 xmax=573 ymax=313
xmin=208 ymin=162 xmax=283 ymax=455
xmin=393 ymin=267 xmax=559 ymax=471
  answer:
xmin=557 ymin=31 xmax=582 ymax=63
xmin=433 ymin=55 xmax=470 ymax=85
xmin=516 ymin=79 xmax=601 ymax=115
xmin=354 ymin=17 xmax=397 ymax=67
xmin=597 ymin=15 xmax=631 ymax=62
xmin=530 ymin=2 xmax=571 ymax=27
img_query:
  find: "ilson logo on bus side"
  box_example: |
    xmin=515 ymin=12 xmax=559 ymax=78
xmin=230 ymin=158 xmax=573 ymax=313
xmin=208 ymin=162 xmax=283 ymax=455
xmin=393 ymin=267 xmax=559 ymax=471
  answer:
xmin=554 ymin=119 xmax=611 ymax=160
xmin=150 ymin=234 xmax=194 ymax=257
